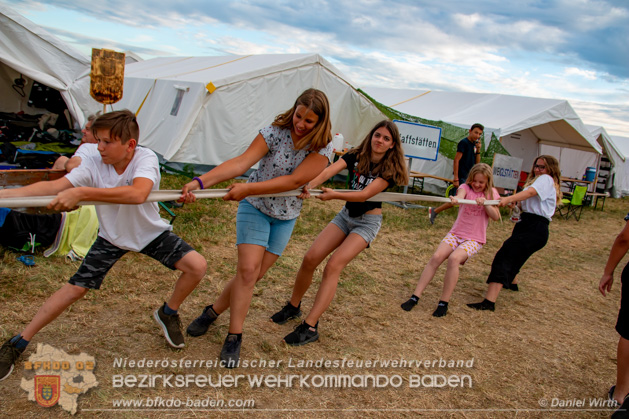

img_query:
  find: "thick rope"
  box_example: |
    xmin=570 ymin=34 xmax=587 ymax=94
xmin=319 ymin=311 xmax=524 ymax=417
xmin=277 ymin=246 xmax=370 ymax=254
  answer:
xmin=0 ymin=189 xmax=500 ymax=209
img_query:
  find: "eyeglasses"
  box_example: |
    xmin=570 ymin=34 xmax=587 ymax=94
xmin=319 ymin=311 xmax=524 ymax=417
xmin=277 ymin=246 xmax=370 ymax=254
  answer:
xmin=534 ymin=165 xmax=546 ymax=170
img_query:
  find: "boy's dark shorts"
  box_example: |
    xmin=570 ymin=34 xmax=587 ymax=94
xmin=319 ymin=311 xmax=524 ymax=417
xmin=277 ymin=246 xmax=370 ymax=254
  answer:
xmin=616 ymin=262 xmax=629 ymax=340
xmin=69 ymin=231 xmax=194 ymax=290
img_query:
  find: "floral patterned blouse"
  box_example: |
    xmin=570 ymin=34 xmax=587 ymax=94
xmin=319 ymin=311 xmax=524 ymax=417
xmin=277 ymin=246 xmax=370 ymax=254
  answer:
xmin=246 ymin=125 xmax=332 ymax=220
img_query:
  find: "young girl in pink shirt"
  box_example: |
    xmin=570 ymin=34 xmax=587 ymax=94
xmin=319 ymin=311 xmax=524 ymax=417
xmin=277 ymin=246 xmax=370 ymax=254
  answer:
xmin=401 ymin=163 xmax=500 ymax=317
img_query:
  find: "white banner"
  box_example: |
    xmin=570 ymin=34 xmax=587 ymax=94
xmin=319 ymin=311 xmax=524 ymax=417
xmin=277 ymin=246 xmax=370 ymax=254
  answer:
xmin=394 ymin=120 xmax=441 ymax=161
xmin=492 ymin=154 xmax=523 ymax=190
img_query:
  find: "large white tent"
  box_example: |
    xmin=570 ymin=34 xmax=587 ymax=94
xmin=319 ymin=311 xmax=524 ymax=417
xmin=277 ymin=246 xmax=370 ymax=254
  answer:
xmin=365 ymin=87 xmax=600 ymax=183
xmin=610 ymin=135 xmax=629 ymax=198
xmin=593 ymin=126 xmax=629 ymax=198
xmin=114 ymin=54 xmax=385 ymax=167
xmin=0 ymin=4 xmax=99 ymax=128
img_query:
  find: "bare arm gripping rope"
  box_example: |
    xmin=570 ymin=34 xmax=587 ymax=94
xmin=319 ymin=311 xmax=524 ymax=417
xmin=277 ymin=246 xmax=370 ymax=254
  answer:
xmin=0 ymin=189 xmax=500 ymax=208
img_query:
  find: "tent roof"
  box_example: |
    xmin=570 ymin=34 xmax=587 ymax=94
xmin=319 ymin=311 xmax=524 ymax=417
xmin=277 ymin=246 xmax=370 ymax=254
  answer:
xmin=117 ymin=53 xmax=384 ymax=166
xmin=0 ymin=3 xmax=98 ymax=126
xmin=365 ymin=87 xmax=601 ymax=153
xmin=124 ymin=53 xmax=355 ymax=90
xmin=587 ymin=124 xmax=624 ymax=161
xmin=611 ymin=135 xmax=629 ymax=159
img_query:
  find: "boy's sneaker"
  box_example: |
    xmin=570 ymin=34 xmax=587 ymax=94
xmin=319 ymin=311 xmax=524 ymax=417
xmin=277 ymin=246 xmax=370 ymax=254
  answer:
xmin=428 ymin=207 xmax=438 ymax=225
xmin=270 ymin=301 xmax=302 ymax=324
xmin=153 ymin=303 xmax=185 ymax=349
xmin=0 ymin=338 xmax=25 ymax=381
xmin=220 ymin=334 xmax=241 ymax=369
xmin=284 ymin=321 xmax=319 ymax=346
xmin=186 ymin=305 xmax=218 ymax=337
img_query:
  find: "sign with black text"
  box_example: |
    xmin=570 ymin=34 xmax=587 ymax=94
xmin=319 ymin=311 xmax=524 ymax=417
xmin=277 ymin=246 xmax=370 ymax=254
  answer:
xmin=394 ymin=120 xmax=441 ymax=161
xmin=492 ymin=153 xmax=523 ymax=190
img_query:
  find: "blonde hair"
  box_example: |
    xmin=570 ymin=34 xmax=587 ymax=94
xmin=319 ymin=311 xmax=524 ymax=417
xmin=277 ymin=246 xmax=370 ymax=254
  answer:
xmin=272 ymin=88 xmax=332 ymax=151
xmin=348 ymin=120 xmax=409 ymax=186
xmin=465 ymin=163 xmax=495 ymax=199
xmin=523 ymin=155 xmax=562 ymax=203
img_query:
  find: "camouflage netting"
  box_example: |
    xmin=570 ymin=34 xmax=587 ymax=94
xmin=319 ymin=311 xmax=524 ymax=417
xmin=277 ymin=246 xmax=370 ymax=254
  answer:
xmin=359 ymin=89 xmax=511 ymax=165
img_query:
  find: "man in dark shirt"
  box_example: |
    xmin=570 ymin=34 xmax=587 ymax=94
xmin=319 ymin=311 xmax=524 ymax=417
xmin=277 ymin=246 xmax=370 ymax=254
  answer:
xmin=428 ymin=123 xmax=484 ymax=224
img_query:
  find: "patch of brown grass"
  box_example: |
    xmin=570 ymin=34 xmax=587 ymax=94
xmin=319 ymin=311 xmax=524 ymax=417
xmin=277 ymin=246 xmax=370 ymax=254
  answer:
xmin=0 ymin=176 xmax=626 ymax=418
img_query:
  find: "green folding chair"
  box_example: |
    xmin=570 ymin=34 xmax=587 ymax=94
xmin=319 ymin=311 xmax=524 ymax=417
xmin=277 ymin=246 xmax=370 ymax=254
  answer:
xmin=559 ymin=184 xmax=587 ymax=221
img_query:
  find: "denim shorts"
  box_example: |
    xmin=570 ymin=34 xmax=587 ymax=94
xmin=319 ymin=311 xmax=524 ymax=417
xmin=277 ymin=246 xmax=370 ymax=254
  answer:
xmin=330 ymin=207 xmax=383 ymax=244
xmin=236 ymin=199 xmax=297 ymax=256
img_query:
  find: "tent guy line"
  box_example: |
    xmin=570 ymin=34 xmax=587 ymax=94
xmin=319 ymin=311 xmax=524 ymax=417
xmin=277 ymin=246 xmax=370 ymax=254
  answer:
xmin=0 ymin=189 xmax=499 ymax=209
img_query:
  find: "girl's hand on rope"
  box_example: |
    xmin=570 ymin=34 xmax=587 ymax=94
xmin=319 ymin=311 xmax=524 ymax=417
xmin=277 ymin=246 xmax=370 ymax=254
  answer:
xmin=449 ymin=195 xmax=459 ymax=204
xmin=179 ymin=182 xmax=198 ymax=203
xmin=224 ymin=183 xmax=249 ymax=201
xmin=498 ymin=196 xmax=513 ymax=207
xmin=316 ymin=187 xmax=335 ymax=201
xmin=298 ymin=184 xmax=312 ymax=200
xmin=476 ymin=197 xmax=486 ymax=206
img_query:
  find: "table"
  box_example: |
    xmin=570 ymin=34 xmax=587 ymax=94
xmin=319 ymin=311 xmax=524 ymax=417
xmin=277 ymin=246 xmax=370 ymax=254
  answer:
xmin=560 ymin=177 xmax=593 ymax=193
xmin=409 ymin=171 xmax=454 ymax=195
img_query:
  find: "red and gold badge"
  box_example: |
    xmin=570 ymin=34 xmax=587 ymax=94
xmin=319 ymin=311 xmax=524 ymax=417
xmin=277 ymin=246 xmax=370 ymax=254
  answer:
xmin=34 ymin=375 xmax=60 ymax=408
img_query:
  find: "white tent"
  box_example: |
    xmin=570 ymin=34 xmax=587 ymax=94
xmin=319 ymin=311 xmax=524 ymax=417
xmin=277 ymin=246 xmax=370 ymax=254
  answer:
xmin=610 ymin=135 xmax=629 ymax=197
xmin=587 ymin=125 xmax=617 ymax=196
xmin=594 ymin=127 xmax=629 ymax=198
xmin=0 ymin=4 xmax=99 ymax=128
xmin=365 ymin=87 xmax=600 ymax=184
xmin=114 ymin=54 xmax=385 ymax=167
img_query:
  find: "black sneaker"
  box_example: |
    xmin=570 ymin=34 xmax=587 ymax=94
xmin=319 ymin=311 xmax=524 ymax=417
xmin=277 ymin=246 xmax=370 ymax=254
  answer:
xmin=187 ymin=305 xmax=218 ymax=337
xmin=270 ymin=301 xmax=302 ymax=324
xmin=284 ymin=321 xmax=319 ymax=346
xmin=609 ymin=385 xmax=621 ymax=408
xmin=467 ymin=299 xmax=495 ymax=311
xmin=0 ymin=337 xmax=25 ymax=381
xmin=401 ymin=296 xmax=419 ymax=312
xmin=612 ymin=394 xmax=629 ymax=419
xmin=432 ymin=302 xmax=448 ymax=317
xmin=153 ymin=303 xmax=185 ymax=349
xmin=428 ymin=207 xmax=438 ymax=225
xmin=220 ymin=334 xmax=241 ymax=369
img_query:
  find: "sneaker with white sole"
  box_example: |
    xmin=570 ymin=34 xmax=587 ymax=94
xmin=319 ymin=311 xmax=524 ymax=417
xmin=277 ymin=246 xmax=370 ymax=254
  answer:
xmin=153 ymin=303 xmax=185 ymax=349
xmin=0 ymin=337 xmax=25 ymax=381
xmin=428 ymin=207 xmax=438 ymax=225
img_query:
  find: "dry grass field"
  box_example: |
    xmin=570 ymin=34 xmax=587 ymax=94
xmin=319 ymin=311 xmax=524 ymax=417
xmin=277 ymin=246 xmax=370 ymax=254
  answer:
xmin=1 ymin=173 xmax=627 ymax=418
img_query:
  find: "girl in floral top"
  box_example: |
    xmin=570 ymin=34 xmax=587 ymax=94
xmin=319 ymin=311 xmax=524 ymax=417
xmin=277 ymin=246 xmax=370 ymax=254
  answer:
xmin=180 ymin=88 xmax=332 ymax=367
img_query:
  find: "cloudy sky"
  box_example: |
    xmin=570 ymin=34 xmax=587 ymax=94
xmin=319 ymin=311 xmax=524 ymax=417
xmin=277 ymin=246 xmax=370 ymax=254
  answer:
xmin=3 ymin=0 xmax=628 ymax=136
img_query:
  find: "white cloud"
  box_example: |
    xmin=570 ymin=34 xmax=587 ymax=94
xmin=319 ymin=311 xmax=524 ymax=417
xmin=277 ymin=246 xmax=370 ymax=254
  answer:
xmin=564 ymin=67 xmax=598 ymax=80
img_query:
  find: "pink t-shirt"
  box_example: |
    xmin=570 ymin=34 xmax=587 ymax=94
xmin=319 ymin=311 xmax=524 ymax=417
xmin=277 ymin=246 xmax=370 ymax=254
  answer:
xmin=449 ymin=184 xmax=500 ymax=244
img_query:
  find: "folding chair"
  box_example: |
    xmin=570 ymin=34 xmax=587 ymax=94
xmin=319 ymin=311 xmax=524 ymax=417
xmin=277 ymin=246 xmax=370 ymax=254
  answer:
xmin=558 ymin=184 xmax=587 ymax=221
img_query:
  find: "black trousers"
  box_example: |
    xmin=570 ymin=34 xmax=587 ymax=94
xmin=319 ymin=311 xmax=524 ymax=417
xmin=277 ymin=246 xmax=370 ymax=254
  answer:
xmin=486 ymin=212 xmax=549 ymax=286
xmin=616 ymin=262 xmax=629 ymax=339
